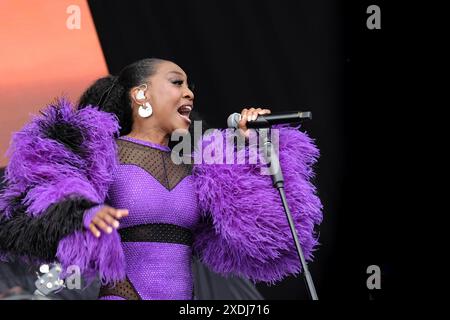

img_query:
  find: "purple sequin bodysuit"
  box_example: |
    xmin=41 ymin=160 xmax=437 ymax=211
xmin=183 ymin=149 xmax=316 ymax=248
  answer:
xmin=98 ymin=136 xmax=201 ymax=300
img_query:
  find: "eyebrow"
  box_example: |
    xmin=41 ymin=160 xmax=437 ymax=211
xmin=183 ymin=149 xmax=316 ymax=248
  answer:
xmin=168 ymin=70 xmax=187 ymax=78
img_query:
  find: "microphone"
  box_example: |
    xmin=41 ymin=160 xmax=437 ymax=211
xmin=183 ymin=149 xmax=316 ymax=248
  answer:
xmin=227 ymin=111 xmax=312 ymax=129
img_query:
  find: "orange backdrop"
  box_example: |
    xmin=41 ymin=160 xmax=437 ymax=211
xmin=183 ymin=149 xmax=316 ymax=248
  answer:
xmin=0 ymin=0 xmax=108 ymax=167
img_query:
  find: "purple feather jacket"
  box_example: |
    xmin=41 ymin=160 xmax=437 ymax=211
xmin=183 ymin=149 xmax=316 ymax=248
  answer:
xmin=0 ymin=99 xmax=322 ymax=288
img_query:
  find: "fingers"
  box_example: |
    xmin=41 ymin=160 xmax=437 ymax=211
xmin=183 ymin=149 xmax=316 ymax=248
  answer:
xmin=243 ymin=107 xmax=271 ymax=122
xmin=246 ymin=107 xmax=258 ymax=121
xmin=238 ymin=108 xmax=249 ymax=130
xmin=92 ymin=216 xmax=113 ymax=234
xmin=89 ymin=223 xmax=101 ymax=238
xmin=89 ymin=206 xmax=129 ymax=238
xmin=238 ymin=107 xmax=272 ymax=131
xmin=250 ymin=107 xmax=271 ymax=120
xmin=102 ymin=213 xmax=120 ymax=229
xmin=237 ymin=107 xmax=272 ymax=139
xmin=260 ymin=108 xmax=271 ymax=115
xmin=109 ymin=208 xmax=129 ymax=219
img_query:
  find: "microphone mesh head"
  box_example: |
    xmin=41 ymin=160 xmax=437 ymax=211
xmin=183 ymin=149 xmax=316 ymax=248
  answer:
xmin=227 ymin=113 xmax=241 ymax=128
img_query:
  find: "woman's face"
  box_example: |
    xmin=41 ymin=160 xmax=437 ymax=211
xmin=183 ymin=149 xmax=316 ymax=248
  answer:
xmin=136 ymin=61 xmax=194 ymax=135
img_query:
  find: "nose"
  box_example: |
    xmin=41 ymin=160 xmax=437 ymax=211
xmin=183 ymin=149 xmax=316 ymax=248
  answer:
xmin=183 ymin=86 xmax=194 ymax=101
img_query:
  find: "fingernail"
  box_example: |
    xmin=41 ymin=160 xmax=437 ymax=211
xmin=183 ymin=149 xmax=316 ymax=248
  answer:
xmin=96 ymin=232 xmax=101 ymax=237
xmin=107 ymin=227 xmax=112 ymax=233
xmin=113 ymin=221 xmax=119 ymax=228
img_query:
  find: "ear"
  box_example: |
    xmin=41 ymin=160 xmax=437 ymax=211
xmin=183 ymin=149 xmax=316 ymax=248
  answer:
xmin=130 ymin=86 xmax=146 ymax=106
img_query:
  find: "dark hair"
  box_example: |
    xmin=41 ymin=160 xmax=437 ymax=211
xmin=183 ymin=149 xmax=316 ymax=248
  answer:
xmin=77 ymin=58 xmax=167 ymax=136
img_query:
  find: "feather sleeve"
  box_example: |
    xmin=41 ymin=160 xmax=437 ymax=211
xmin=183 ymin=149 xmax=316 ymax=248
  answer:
xmin=0 ymin=98 xmax=125 ymax=284
xmin=191 ymin=126 xmax=323 ymax=284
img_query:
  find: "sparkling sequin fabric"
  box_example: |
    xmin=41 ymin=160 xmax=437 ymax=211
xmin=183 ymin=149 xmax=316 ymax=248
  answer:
xmin=98 ymin=136 xmax=200 ymax=300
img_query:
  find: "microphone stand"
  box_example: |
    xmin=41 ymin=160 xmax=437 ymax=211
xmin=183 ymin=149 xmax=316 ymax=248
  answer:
xmin=258 ymin=127 xmax=319 ymax=300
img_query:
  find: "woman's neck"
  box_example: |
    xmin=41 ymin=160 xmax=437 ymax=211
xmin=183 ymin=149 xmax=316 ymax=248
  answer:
xmin=125 ymin=128 xmax=169 ymax=146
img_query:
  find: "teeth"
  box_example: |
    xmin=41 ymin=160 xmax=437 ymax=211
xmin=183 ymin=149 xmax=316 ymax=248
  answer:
xmin=179 ymin=105 xmax=192 ymax=111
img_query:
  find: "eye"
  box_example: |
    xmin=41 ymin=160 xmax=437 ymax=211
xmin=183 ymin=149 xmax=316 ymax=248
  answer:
xmin=172 ymin=80 xmax=184 ymax=86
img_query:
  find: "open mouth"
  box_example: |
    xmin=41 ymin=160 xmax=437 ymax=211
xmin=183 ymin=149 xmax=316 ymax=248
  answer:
xmin=177 ymin=105 xmax=192 ymax=124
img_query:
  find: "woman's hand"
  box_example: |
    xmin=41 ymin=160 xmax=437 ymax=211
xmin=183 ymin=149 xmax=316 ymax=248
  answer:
xmin=88 ymin=205 xmax=129 ymax=238
xmin=238 ymin=107 xmax=272 ymax=138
